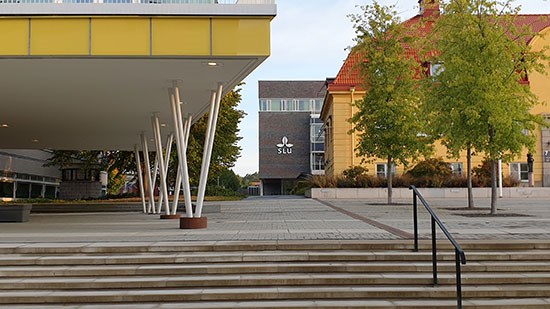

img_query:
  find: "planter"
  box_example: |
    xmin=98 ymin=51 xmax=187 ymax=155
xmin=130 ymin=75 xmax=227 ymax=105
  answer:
xmin=307 ymin=187 xmax=550 ymax=199
xmin=0 ymin=204 xmax=32 ymax=222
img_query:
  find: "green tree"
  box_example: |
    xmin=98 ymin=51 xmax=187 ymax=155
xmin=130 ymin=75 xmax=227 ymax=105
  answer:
xmin=424 ymin=0 xmax=548 ymax=214
xmin=46 ymin=150 xmax=135 ymax=196
xmin=349 ymin=2 xmax=432 ymax=204
xmin=214 ymin=168 xmax=242 ymax=192
xmin=169 ymin=87 xmax=246 ymax=187
xmin=241 ymin=172 xmax=260 ymax=188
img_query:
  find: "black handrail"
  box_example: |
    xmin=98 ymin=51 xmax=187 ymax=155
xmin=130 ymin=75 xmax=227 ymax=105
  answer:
xmin=409 ymin=185 xmax=467 ymax=309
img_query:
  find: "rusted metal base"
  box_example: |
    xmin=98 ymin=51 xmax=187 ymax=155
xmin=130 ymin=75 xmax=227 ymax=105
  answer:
xmin=160 ymin=214 xmax=181 ymax=220
xmin=179 ymin=217 xmax=207 ymax=229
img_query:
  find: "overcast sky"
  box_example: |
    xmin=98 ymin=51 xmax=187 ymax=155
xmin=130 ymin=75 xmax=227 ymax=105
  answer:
xmin=232 ymin=0 xmax=549 ymax=176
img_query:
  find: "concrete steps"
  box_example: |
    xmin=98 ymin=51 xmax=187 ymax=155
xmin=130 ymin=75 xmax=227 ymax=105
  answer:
xmin=0 ymin=241 xmax=549 ymax=308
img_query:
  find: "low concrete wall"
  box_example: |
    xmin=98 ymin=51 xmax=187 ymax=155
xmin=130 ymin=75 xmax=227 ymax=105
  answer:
xmin=59 ymin=181 xmax=102 ymax=200
xmin=307 ymin=187 xmax=550 ymax=199
xmin=0 ymin=204 xmax=32 ymax=222
xmin=31 ymin=202 xmax=221 ymax=214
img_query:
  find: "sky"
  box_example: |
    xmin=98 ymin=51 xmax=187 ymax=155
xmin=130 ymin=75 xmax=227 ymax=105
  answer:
xmin=232 ymin=0 xmax=549 ymax=176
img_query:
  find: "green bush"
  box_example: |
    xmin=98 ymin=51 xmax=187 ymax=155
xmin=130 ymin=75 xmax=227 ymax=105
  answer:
xmin=307 ymin=158 xmax=521 ymax=189
xmin=291 ymin=180 xmax=312 ymax=195
xmin=308 ymin=175 xmax=338 ymax=188
xmin=407 ymin=158 xmax=452 ymax=178
xmin=337 ymin=166 xmax=370 ymax=188
xmin=342 ymin=166 xmax=368 ymax=179
xmin=205 ymin=185 xmax=243 ymax=197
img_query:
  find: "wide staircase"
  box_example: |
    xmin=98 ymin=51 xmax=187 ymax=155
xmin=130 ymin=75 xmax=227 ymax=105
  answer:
xmin=0 ymin=241 xmax=549 ymax=308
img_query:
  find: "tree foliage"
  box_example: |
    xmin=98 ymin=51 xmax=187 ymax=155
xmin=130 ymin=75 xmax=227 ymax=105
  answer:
xmin=349 ymin=2 xmax=432 ymax=204
xmin=424 ymin=0 xmax=548 ymax=213
xmin=46 ymin=150 xmax=135 ymax=195
xmin=241 ymin=172 xmax=260 ymax=188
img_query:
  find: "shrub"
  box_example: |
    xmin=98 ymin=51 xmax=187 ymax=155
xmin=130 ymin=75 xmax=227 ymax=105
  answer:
xmin=308 ymin=175 xmax=338 ymax=188
xmin=392 ymin=175 xmax=412 ymax=188
xmin=503 ymin=176 xmax=520 ymax=187
xmin=337 ymin=166 xmax=370 ymax=188
xmin=205 ymin=185 xmax=243 ymax=197
xmin=472 ymin=159 xmax=496 ymax=187
xmin=407 ymin=158 xmax=452 ymax=178
xmin=291 ymin=180 xmax=311 ymax=195
xmin=443 ymin=176 xmax=468 ymax=188
xmin=342 ymin=166 xmax=368 ymax=179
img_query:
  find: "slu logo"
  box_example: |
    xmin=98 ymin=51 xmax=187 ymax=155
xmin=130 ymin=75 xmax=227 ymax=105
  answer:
xmin=277 ymin=136 xmax=294 ymax=155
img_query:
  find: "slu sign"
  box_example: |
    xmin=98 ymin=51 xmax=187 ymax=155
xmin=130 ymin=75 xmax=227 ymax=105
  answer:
xmin=277 ymin=136 xmax=294 ymax=155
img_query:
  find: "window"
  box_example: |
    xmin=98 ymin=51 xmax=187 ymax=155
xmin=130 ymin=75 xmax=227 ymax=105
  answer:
xmin=311 ymin=153 xmax=325 ymax=171
xmin=310 ymin=123 xmax=325 ymax=142
xmin=325 ymin=117 xmax=333 ymax=144
xmin=270 ymin=100 xmax=282 ymax=111
xmin=297 ymin=100 xmax=311 ymax=111
xmin=0 ymin=182 xmax=13 ymax=198
xmin=376 ymin=163 xmax=396 ymax=178
xmin=30 ymin=184 xmax=43 ymax=198
xmin=260 ymin=100 xmax=269 ymax=111
xmin=311 ymin=143 xmax=325 ymax=152
xmin=313 ymin=99 xmax=323 ymax=112
xmin=510 ymin=163 xmax=529 ymax=182
xmin=449 ymin=162 xmax=463 ymax=176
xmin=16 ymin=183 xmax=30 ymax=199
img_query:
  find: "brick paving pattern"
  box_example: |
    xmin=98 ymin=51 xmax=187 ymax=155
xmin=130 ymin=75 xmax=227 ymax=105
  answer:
xmin=1 ymin=195 xmax=550 ymax=243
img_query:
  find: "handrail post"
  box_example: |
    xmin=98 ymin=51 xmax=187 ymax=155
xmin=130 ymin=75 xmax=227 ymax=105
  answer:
xmin=431 ymin=217 xmax=438 ymax=286
xmin=456 ymin=249 xmax=463 ymax=309
xmin=413 ymin=189 xmax=419 ymax=252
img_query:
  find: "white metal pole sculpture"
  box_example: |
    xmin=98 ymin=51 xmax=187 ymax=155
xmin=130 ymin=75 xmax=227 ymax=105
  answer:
xmin=133 ymin=144 xmax=147 ymax=213
xmin=195 ymin=84 xmax=223 ymax=218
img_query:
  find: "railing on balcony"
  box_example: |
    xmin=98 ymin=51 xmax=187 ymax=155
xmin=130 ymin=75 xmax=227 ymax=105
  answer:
xmin=0 ymin=0 xmax=275 ymax=3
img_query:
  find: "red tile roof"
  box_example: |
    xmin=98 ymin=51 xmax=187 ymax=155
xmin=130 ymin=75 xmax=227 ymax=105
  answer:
xmin=328 ymin=13 xmax=550 ymax=92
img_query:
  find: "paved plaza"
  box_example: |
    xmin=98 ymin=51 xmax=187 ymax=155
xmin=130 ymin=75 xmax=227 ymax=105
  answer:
xmin=1 ymin=195 xmax=550 ymax=243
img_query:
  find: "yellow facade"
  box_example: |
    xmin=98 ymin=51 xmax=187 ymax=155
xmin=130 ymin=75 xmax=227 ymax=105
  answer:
xmin=91 ymin=18 xmax=150 ymax=56
xmin=323 ymin=26 xmax=550 ymax=186
xmin=0 ymin=19 xmax=28 ymax=55
xmin=31 ymin=18 xmax=90 ymax=55
xmin=152 ymin=18 xmax=210 ymax=56
xmin=212 ymin=18 xmax=271 ymax=56
xmin=0 ymin=16 xmax=271 ymax=57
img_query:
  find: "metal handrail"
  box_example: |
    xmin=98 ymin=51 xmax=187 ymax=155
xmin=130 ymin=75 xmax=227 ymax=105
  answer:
xmin=409 ymin=185 xmax=467 ymax=309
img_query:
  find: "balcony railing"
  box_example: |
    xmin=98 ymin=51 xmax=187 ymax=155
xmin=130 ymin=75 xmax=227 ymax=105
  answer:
xmin=0 ymin=0 xmax=275 ymax=3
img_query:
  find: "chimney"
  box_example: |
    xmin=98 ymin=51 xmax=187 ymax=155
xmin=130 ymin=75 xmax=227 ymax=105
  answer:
xmin=418 ymin=0 xmax=440 ymax=17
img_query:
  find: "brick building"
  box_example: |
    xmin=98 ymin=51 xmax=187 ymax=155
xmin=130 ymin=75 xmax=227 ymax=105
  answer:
xmin=259 ymin=81 xmax=326 ymax=195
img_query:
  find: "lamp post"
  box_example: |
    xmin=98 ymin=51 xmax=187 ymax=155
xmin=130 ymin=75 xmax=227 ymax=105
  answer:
xmin=527 ymin=153 xmax=534 ymax=187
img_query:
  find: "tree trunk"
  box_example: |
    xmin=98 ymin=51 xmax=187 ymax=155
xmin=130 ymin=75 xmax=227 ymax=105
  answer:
xmin=490 ymin=159 xmax=498 ymax=215
xmin=387 ymin=156 xmax=393 ymax=205
xmin=467 ymin=146 xmax=474 ymax=209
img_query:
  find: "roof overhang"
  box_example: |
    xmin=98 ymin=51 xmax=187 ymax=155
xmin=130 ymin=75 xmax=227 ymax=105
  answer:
xmin=0 ymin=56 xmax=266 ymax=150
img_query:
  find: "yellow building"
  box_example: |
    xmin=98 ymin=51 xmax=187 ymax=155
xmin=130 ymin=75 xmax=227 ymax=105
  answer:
xmin=321 ymin=3 xmax=550 ymax=187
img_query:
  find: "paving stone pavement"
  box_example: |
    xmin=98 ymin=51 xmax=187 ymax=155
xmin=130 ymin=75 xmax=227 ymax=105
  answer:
xmin=1 ymin=195 xmax=549 ymax=243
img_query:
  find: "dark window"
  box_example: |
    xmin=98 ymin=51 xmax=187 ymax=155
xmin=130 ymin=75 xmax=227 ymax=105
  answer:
xmin=0 ymin=182 xmax=13 ymax=198
xmin=16 ymin=183 xmax=30 ymax=199
xmin=30 ymin=184 xmax=43 ymax=198
xmin=44 ymin=186 xmax=57 ymax=199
